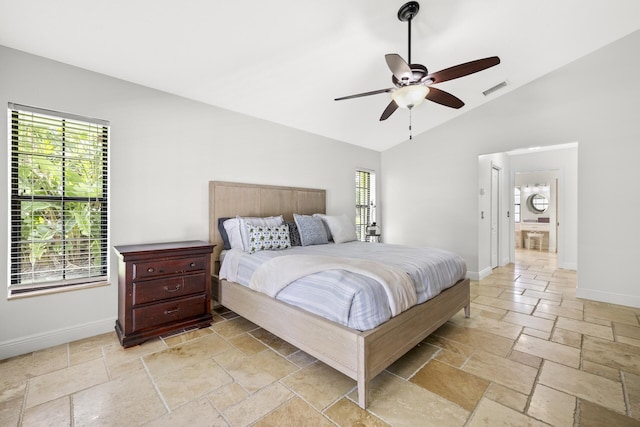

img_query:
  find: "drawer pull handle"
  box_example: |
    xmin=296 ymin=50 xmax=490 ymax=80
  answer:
xmin=189 ymin=262 xmax=196 ymax=267
xmin=164 ymin=307 xmax=180 ymax=315
xmin=164 ymin=284 xmax=182 ymax=293
xmin=147 ymin=267 xmax=155 ymax=273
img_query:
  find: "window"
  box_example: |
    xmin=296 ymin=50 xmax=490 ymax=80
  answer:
xmin=355 ymin=169 xmax=376 ymax=241
xmin=8 ymin=103 xmax=109 ymax=296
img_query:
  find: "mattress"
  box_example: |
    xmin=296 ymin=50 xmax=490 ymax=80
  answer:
xmin=219 ymin=241 xmax=467 ymax=331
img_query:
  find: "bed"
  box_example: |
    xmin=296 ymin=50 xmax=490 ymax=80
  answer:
xmin=208 ymin=181 xmax=470 ymax=409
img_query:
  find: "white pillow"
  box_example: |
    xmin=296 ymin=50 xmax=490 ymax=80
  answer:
xmin=320 ymin=214 xmax=357 ymax=244
xmin=222 ymin=218 xmax=244 ymax=250
xmin=239 ymin=215 xmax=284 ymax=251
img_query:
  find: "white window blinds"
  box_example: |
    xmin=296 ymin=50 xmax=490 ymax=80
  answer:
xmin=8 ymin=103 xmax=109 ymax=294
xmin=355 ymin=169 xmax=376 ymax=241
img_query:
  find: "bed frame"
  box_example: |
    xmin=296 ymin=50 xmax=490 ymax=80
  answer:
xmin=208 ymin=181 xmax=470 ymax=408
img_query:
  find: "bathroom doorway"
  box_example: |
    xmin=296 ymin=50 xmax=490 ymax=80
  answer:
xmin=507 ymin=142 xmax=577 ymax=271
xmin=514 ymin=171 xmax=558 ymax=264
xmin=478 ymin=142 xmax=577 ymax=278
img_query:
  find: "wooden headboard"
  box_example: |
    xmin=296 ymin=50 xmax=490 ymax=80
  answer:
xmin=208 ymin=181 xmax=326 ymax=263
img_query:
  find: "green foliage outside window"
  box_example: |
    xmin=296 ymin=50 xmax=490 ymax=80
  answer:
xmin=355 ymin=170 xmax=375 ymax=241
xmin=10 ymin=107 xmax=108 ymax=288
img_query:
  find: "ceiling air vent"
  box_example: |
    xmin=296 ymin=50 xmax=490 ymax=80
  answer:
xmin=483 ymin=80 xmax=508 ymax=96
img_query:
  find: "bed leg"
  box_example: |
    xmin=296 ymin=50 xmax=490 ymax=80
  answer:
xmin=464 ymin=304 xmax=470 ymax=318
xmin=357 ymin=380 xmax=369 ymax=409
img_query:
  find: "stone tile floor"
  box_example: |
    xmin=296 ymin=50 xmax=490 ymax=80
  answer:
xmin=2 ymin=249 xmax=640 ymax=426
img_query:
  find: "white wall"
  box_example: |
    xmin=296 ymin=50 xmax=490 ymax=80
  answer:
xmin=0 ymin=46 xmax=380 ymax=358
xmin=382 ymin=30 xmax=640 ymax=307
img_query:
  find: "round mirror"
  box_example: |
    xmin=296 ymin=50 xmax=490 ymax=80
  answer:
xmin=527 ymin=194 xmax=548 ymax=214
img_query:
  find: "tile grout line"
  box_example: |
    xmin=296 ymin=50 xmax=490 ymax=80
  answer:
xmin=211 ymin=324 xmax=313 ymax=426
xmin=17 ymin=370 xmax=30 ymax=426
xmin=275 ymin=377 xmax=343 ymax=426
xmin=620 ymin=371 xmax=633 ymax=418
xmin=140 ymin=356 xmax=172 ymax=414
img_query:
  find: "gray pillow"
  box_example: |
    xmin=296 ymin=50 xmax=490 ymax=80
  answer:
xmin=293 ymin=214 xmax=329 ymax=246
xmin=218 ymin=217 xmax=232 ymax=250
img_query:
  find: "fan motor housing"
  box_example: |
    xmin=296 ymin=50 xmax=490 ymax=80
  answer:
xmin=392 ymin=64 xmax=431 ymax=87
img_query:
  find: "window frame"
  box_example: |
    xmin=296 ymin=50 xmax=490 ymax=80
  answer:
xmin=355 ymin=169 xmax=376 ymax=242
xmin=8 ymin=103 xmax=110 ymax=297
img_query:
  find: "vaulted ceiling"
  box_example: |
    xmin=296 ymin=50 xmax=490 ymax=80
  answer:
xmin=1 ymin=1 xmax=639 ymax=151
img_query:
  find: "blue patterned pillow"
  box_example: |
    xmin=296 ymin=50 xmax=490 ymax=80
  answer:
xmin=293 ymin=214 xmax=329 ymax=246
xmin=247 ymin=224 xmax=291 ymax=254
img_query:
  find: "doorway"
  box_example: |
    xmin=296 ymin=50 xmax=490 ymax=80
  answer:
xmin=491 ymin=166 xmax=500 ymax=268
xmin=478 ymin=142 xmax=577 ymax=279
xmin=514 ymin=170 xmax=559 ymax=265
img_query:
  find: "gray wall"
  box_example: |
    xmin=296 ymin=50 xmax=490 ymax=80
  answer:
xmin=0 ymin=46 xmax=380 ymax=358
xmin=382 ymin=30 xmax=640 ymax=307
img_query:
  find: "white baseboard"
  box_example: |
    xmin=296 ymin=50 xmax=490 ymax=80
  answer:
xmin=478 ymin=266 xmax=494 ymax=280
xmin=558 ymin=261 xmax=577 ymax=270
xmin=576 ymin=288 xmax=640 ymax=309
xmin=467 ymin=266 xmax=493 ymax=281
xmin=0 ymin=318 xmax=115 ymax=360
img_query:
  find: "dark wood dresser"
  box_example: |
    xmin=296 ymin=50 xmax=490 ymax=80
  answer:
xmin=114 ymin=240 xmax=214 ymax=347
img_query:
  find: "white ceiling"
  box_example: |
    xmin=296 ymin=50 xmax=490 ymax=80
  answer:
xmin=1 ymin=1 xmax=640 ymax=151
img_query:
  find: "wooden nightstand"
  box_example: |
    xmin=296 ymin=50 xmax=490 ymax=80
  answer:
xmin=114 ymin=241 xmax=215 ymax=347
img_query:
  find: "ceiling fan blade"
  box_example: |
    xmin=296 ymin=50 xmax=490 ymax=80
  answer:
xmin=426 ymin=56 xmax=500 ymax=84
xmin=425 ymin=87 xmax=465 ymax=109
xmin=379 ymin=100 xmax=399 ymax=121
xmin=335 ymin=88 xmax=393 ymax=101
xmin=385 ymin=54 xmax=413 ymax=83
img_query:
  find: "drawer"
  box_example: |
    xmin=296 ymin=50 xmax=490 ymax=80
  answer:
xmin=132 ymin=294 xmax=207 ymax=331
xmin=133 ymin=256 xmax=206 ymax=280
xmin=132 ymin=273 xmax=206 ymax=306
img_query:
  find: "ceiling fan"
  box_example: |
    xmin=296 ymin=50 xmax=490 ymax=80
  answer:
xmin=335 ymin=1 xmax=500 ymax=122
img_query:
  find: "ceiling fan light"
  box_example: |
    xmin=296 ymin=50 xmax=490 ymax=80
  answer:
xmin=392 ymin=85 xmax=429 ymax=109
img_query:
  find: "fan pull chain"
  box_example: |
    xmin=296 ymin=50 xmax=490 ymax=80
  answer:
xmin=409 ymin=109 xmax=413 ymax=140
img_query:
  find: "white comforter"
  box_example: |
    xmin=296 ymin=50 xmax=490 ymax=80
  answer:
xmin=248 ymin=255 xmax=417 ymax=316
